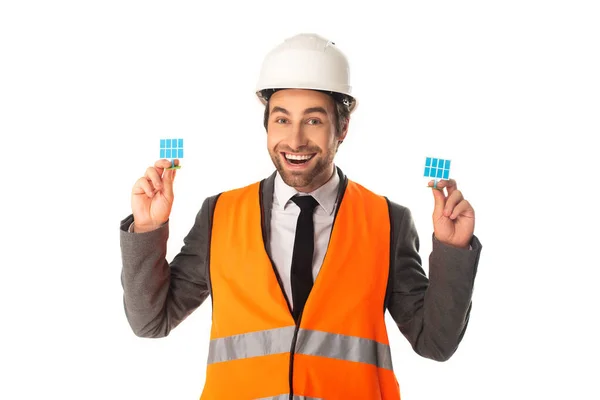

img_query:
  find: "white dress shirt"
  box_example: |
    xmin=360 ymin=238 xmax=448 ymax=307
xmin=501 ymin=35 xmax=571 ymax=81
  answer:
xmin=269 ymin=169 xmax=340 ymax=309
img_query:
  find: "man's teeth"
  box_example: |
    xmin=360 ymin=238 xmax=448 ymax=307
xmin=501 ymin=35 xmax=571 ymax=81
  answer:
xmin=285 ymin=153 xmax=313 ymax=160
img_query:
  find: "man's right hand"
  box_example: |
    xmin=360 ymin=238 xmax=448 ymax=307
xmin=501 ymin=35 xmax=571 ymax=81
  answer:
xmin=131 ymin=159 xmax=179 ymax=233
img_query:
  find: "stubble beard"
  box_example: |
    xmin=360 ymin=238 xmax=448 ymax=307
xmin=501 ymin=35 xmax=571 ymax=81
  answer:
xmin=269 ymin=144 xmax=336 ymax=190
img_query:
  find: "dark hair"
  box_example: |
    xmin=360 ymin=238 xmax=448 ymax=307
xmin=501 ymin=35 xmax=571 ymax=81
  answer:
xmin=260 ymin=89 xmax=352 ymax=137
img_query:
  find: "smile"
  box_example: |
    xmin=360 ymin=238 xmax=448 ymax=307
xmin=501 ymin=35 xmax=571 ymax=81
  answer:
xmin=282 ymin=152 xmax=316 ymax=165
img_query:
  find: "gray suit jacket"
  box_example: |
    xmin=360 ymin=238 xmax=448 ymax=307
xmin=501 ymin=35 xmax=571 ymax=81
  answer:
xmin=120 ymin=167 xmax=482 ymax=361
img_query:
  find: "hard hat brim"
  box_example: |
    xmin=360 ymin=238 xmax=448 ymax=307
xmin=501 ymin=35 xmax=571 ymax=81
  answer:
xmin=255 ymin=87 xmax=358 ymax=114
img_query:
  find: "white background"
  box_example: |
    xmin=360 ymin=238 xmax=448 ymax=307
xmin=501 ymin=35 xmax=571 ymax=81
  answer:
xmin=1 ymin=1 xmax=599 ymax=399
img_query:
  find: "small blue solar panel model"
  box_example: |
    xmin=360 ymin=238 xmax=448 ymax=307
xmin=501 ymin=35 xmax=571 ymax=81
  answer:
xmin=424 ymin=156 xmax=451 ymax=188
xmin=160 ymin=138 xmax=184 ymax=170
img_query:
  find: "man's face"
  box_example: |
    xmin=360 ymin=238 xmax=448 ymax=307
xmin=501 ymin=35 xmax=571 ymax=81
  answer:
xmin=267 ymin=89 xmax=346 ymax=192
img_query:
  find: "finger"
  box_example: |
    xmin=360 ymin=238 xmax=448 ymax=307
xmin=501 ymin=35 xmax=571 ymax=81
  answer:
xmin=450 ymin=199 xmax=474 ymax=220
xmin=431 ymin=184 xmax=447 ymax=219
xmin=162 ymin=159 xmax=179 ymax=199
xmin=427 ymin=179 xmax=440 ymax=189
xmin=145 ymin=166 xmax=163 ymax=191
xmin=443 ymin=189 xmax=464 ymax=217
xmin=152 ymin=159 xmax=173 ymax=179
xmin=154 ymin=158 xmax=173 ymax=170
xmin=444 ymin=179 xmax=458 ymax=196
xmin=428 ymin=179 xmax=457 ymax=196
xmin=132 ymin=177 xmax=155 ymax=198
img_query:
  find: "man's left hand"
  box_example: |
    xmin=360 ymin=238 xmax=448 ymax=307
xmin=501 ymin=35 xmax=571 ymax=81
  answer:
xmin=428 ymin=179 xmax=475 ymax=249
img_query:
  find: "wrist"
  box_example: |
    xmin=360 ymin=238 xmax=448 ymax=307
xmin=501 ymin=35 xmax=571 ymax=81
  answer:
xmin=132 ymin=222 xmax=162 ymax=233
xmin=434 ymin=235 xmax=471 ymax=250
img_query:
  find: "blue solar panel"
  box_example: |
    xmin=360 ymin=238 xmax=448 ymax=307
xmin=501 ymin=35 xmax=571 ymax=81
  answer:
xmin=160 ymin=138 xmax=185 ymax=161
xmin=424 ymin=157 xmax=451 ymax=180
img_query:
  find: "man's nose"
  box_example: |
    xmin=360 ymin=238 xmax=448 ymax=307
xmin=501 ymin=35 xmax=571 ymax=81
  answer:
xmin=288 ymin=124 xmax=309 ymax=150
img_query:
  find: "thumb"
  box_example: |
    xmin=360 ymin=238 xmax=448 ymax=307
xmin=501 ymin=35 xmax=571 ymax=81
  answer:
xmin=431 ymin=187 xmax=446 ymax=218
xmin=162 ymin=168 xmax=176 ymax=200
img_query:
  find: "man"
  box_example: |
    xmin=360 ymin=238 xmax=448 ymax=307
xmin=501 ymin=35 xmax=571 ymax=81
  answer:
xmin=120 ymin=33 xmax=482 ymax=399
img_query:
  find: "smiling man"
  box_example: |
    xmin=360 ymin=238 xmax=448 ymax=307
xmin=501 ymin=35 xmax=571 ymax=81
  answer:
xmin=120 ymin=33 xmax=483 ymax=399
xmin=267 ymin=89 xmax=345 ymax=192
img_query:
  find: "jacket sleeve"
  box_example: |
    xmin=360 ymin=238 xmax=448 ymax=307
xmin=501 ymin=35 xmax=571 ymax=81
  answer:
xmin=385 ymin=200 xmax=482 ymax=361
xmin=119 ymin=196 xmax=217 ymax=338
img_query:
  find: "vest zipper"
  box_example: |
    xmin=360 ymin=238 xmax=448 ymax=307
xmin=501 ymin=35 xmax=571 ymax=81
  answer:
xmin=288 ymin=322 xmax=300 ymax=400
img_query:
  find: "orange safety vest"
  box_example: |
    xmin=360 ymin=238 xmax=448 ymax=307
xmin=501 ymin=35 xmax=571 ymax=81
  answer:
xmin=202 ymin=179 xmax=401 ymax=399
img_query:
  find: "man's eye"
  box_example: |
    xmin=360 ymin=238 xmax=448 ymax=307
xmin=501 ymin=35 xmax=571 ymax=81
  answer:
xmin=307 ymin=119 xmax=321 ymax=125
xmin=275 ymin=118 xmax=288 ymax=124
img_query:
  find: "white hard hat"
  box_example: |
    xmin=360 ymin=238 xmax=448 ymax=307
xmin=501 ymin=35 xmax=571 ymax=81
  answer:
xmin=255 ymin=33 xmax=358 ymax=113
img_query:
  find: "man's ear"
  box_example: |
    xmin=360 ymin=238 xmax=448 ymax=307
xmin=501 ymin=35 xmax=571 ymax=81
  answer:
xmin=339 ymin=117 xmax=350 ymax=142
xmin=336 ymin=119 xmax=349 ymax=151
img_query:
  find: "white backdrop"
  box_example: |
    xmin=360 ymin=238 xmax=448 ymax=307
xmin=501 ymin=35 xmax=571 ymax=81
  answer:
xmin=1 ymin=1 xmax=599 ymax=399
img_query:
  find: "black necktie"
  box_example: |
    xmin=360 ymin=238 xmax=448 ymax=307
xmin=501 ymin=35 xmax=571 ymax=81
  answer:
xmin=290 ymin=195 xmax=319 ymax=322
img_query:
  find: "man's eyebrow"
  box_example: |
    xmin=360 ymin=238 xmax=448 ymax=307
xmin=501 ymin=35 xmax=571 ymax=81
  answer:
xmin=271 ymin=106 xmax=289 ymax=115
xmin=303 ymin=107 xmax=328 ymax=116
xmin=270 ymin=106 xmax=328 ymax=116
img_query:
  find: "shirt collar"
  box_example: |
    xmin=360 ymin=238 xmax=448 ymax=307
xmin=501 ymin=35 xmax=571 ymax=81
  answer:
xmin=273 ymin=167 xmax=340 ymax=215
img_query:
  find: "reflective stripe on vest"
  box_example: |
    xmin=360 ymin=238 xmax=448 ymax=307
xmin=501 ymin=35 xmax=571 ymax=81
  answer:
xmin=207 ymin=326 xmax=296 ymax=364
xmin=201 ymin=179 xmax=401 ymax=400
xmin=208 ymin=326 xmax=393 ymax=371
